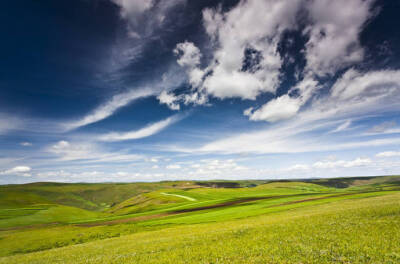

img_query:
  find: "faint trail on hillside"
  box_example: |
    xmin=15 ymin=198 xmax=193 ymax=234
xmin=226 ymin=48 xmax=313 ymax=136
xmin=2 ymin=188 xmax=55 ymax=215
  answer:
xmin=161 ymin=192 xmax=197 ymax=201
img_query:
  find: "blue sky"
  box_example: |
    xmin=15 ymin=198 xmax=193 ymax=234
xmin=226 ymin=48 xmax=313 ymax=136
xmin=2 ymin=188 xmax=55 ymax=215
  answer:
xmin=1 ymin=0 xmax=400 ymax=183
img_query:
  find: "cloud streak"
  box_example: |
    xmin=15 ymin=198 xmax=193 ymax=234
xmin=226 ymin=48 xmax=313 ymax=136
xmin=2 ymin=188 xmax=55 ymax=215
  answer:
xmin=97 ymin=114 xmax=183 ymax=142
xmin=65 ymin=88 xmax=155 ymax=131
xmin=47 ymin=140 xmax=142 ymax=163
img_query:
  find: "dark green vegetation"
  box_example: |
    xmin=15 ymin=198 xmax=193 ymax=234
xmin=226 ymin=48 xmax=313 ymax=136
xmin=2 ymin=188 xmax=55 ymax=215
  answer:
xmin=0 ymin=176 xmax=399 ymax=263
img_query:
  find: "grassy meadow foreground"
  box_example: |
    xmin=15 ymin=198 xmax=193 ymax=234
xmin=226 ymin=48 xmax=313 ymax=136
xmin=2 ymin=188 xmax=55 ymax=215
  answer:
xmin=0 ymin=176 xmax=399 ymax=263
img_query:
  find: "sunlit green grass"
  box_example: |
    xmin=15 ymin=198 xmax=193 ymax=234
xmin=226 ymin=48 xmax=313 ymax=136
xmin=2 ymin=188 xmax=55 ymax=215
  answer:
xmin=0 ymin=176 xmax=399 ymax=263
xmin=1 ymin=192 xmax=399 ymax=264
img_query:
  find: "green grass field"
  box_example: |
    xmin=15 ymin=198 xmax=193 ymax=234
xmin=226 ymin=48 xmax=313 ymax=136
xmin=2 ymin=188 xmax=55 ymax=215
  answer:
xmin=0 ymin=176 xmax=399 ymax=263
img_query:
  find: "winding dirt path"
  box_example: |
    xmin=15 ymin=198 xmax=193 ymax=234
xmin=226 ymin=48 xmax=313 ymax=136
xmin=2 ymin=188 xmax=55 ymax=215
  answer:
xmin=160 ymin=192 xmax=197 ymax=201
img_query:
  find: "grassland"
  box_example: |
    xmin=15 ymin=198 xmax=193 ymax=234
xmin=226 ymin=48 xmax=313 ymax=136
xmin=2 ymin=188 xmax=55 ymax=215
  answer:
xmin=0 ymin=176 xmax=399 ymax=263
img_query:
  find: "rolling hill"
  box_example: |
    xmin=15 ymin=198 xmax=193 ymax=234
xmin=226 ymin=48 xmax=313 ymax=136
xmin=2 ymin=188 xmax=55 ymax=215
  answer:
xmin=0 ymin=175 xmax=399 ymax=263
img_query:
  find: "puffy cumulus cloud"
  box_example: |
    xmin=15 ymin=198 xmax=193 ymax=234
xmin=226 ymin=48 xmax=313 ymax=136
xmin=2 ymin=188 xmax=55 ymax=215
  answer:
xmin=171 ymin=0 xmax=303 ymax=104
xmin=312 ymin=158 xmax=372 ymax=169
xmin=98 ymin=115 xmax=182 ymax=142
xmin=376 ymin=151 xmax=400 ymax=158
xmin=200 ymin=0 xmax=302 ymax=99
xmin=0 ymin=166 xmax=32 ymax=177
xmin=48 ymin=140 xmax=90 ymax=161
xmin=170 ymin=0 xmax=379 ymax=125
xmin=157 ymin=91 xmax=181 ymax=110
xmin=244 ymin=75 xmax=320 ymax=122
xmin=245 ymin=95 xmax=302 ymax=122
xmin=174 ymin=41 xmax=202 ymax=68
xmin=247 ymin=54 xmax=400 ymax=124
xmin=238 ymin=0 xmax=376 ymax=122
xmin=6 ymin=166 xmax=31 ymax=173
xmin=171 ymin=41 xmax=206 ymax=104
xmin=304 ymin=0 xmax=374 ymax=76
xmin=248 ymin=63 xmax=400 ymax=127
xmin=275 ymin=157 xmax=377 ymax=175
xmin=203 ymin=70 xmax=265 ymax=100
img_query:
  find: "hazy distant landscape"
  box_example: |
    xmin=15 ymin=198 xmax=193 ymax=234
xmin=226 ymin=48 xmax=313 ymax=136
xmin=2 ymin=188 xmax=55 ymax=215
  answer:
xmin=0 ymin=176 xmax=399 ymax=263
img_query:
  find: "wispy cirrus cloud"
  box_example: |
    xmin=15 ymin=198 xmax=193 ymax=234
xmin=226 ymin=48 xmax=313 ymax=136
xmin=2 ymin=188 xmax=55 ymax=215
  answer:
xmin=376 ymin=151 xmax=400 ymax=158
xmin=110 ymin=0 xmax=186 ymax=37
xmin=97 ymin=114 xmax=184 ymax=142
xmin=47 ymin=140 xmax=142 ymax=163
xmin=0 ymin=113 xmax=22 ymax=135
xmin=64 ymin=88 xmax=155 ymax=131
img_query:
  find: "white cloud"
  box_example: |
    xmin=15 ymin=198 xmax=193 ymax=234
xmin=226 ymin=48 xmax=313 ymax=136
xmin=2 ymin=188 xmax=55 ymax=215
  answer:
xmin=175 ymin=0 xmax=375 ymax=103
xmin=110 ymin=0 xmax=186 ymax=37
xmin=49 ymin=140 xmax=95 ymax=161
xmin=65 ymin=88 xmax=154 ymax=130
xmin=376 ymin=151 xmax=400 ymax=158
xmin=166 ymin=164 xmax=181 ymax=169
xmin=47 ymin=140 xmax=142 ymax=163
xmin=0 ymin=114 xmax=21 ymax=135
xmin=181 ymin=67 xmax=400 ymax=155
xmin=198 ymin=0 xmax=302 ymax=100
xmin=172 ymin=0 xmax=304 ymax=104
xmin=34 ymin=169 xmax=180 ymax=183
xmin=114 ymin=171 xmax=129 ymax=177
xmin=111 ymin=0 xmax=154 ymax=19
xmin=285 ymin=164 xmax=310 ymax=171
xmin=20 ymin=142 xmax=33 ymax=147
xmin=36 ymin=170 xmax=118 ymax=182
xmin=172 ymin=0 xmax=378 ymax=126
xmin=331 ymin=69 xmax=400 ymax=102
xmin=203 ymin=70 xmax=265 ymax=100
xmin=97 ymin=115 xmax=182 ymax=142
xmin=313 ymin=158 xmax=372 ymax=169
xmin=245 ymin=94 xmax=302 ymax=122
xmin=174 ymin=41 xmax=202 ymax=68
xmin=304 ymin=0 xmax=375 ymax=76
xmin=368 ymin=121 xmax=397 ymax=134
xmin=192 ymin=120 xmax=400 ymax=156
xmin=157 ymin=91 xmax=181 ymax=110
xmin=245 ymin=73 xmax=320 ymax=122
xmin=187 ymin=159 xmax=246 ymax=178
xmin=173 ymin=41 xmax=205 ymax=89
xmin=329 ymin=120 xmax=352 ymax=134
xmin=1 ymin=166 xmax=32 ymax=177
xmin=6 ymin=166 xmax=31 ymax=173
